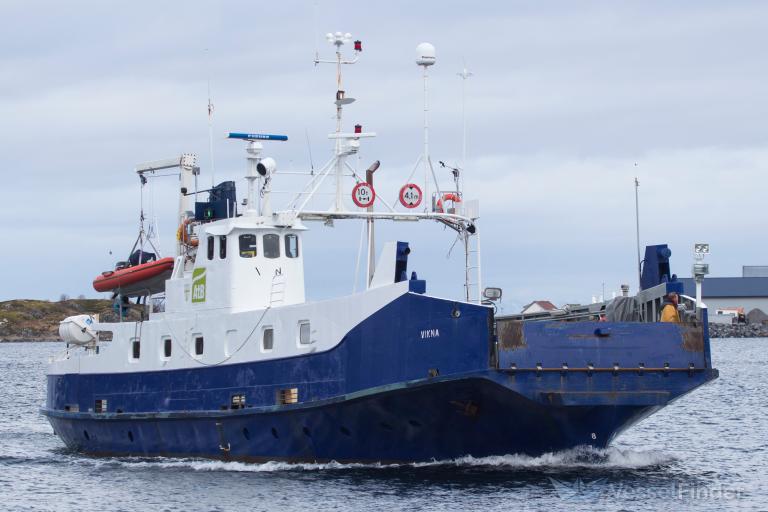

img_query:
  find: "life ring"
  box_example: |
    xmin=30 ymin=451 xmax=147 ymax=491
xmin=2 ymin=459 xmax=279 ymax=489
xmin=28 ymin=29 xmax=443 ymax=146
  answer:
xmin=176 ymin=218 xmax=199 ymax=247
xmin=435 ymin=192 xmax=462 ymax=213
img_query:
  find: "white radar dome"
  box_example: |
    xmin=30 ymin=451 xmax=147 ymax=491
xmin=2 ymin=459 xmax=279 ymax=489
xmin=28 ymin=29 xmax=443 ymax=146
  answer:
xmin=415 ymin=42 xmax=436 ymax=66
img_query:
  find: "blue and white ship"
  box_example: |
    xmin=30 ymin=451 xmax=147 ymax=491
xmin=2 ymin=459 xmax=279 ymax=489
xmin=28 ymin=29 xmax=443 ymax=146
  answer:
xmin=43 ymin=34 xmax=718 ymax=463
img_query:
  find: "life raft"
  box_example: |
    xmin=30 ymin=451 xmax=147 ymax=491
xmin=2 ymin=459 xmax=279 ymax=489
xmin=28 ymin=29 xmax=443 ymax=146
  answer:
xmin=93 ymin=257 xmax=175 ymax=296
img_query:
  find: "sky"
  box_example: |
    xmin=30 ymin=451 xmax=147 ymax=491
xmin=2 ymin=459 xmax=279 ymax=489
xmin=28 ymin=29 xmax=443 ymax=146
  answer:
xmin=2 ymin=1 xmax=767 ymax=313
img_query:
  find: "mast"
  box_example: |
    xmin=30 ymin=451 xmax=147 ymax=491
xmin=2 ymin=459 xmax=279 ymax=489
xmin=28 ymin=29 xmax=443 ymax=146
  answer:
xmin=365 ymin=161 xmax=380 ymax=285
xmin=635 ymin=175 xmax=641 ymax=289
xmin=415 ymin=43 xmax=440 ymax=211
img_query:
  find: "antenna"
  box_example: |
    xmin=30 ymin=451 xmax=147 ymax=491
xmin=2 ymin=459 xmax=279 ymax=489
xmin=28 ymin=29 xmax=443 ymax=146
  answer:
xmin=457 ymin=60 xmax=473 ymax=176
xmin=305 ymin=128 xmax=315 ymax=175
xmin=205 ymin=48 xmax=216 ymax=187
xmin=312 ymin=1 xmax=320 ymax=65
xmin=634 ymin=170 xmax=641 ymax=290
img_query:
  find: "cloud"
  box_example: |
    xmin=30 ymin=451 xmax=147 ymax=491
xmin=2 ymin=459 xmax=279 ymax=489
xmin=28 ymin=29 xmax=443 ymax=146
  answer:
xmin=1 ymin=1 xmax=766 ymax=311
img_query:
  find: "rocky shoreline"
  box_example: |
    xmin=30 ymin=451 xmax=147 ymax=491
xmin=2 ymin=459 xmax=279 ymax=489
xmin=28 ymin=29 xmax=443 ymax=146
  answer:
xmin=708 ymin=323 xmax=768 ymax=338
xmin=0 ymin=299 xmax=113 ymax=342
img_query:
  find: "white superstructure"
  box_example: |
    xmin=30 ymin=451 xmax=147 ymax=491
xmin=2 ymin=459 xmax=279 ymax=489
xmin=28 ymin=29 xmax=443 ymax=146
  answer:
xmin=51 ymin=33 xmax=484 ymax=380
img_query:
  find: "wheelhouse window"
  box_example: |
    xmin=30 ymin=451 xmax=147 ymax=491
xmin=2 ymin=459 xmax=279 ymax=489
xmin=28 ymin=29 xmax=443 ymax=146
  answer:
xmin=239 ymin=234 xmax=257 ymax=258
xmin=195 ymin=336 xmax=204 ymax=355
xmin=285 ymin=234 xmax=299 ymax=258
xmin=262 ymin=327 xmax=274 ymax=351
xmin=207 ymin=236 xmax=214 ymax=260
xmin=163 ymin=337 xmax=172 ymax=358
xmin=219 ymin=236 xmax=227 ymax=259
xmin=298 ymin=321 xmax=311 ymax=345
xmin=263 ymin=234 xmax=280 ymax=259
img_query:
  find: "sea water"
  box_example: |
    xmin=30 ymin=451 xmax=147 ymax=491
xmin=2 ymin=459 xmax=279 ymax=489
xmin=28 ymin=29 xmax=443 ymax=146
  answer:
xmin=0 ymin=340 xmax=765 ymax=511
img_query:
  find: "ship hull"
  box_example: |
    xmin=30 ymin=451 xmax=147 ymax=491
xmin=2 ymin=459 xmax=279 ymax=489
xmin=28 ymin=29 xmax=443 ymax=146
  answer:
xmin=43 ymin=291 xmax=718 ymax=462
xmin=42 ymin=369 xmax=717 ymax=462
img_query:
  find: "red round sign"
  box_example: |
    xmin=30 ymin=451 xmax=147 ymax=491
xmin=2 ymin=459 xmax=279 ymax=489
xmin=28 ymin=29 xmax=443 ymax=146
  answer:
xmin=352 ymin=182 xmax=376 ymax=208
xmin=399 ymin=183 xmax=423 ymax=209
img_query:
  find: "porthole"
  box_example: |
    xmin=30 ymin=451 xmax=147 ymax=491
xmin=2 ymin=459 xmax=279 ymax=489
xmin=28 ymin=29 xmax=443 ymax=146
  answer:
xmin=302 ymin=426 xmax=311 ymax=437
xmin=83 ymin=430 xmax=90 ymax=440
xmin=242 ymin=428 xmax=251 ymax=440
xmin=271 ymin=427 xmax=279 ymax=439
xmin=128 ymin=430 xmax=134 ymax=442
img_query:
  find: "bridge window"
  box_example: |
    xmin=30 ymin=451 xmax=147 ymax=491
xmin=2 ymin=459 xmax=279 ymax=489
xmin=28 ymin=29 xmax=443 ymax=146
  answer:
xmin=207 ymin=236 xmax=214 ymax=260
xmin=219 ymin=236 xmax=227 ymax=259
xmin=239 ymin=234 xmax=257 ymax=258
xmin=264 ymin=234 xmax=280 ymax=259
xmin=285 ymin=234 xmax=299 ymax=258
xmin=262 ymin=327 xmax=274 ymax=351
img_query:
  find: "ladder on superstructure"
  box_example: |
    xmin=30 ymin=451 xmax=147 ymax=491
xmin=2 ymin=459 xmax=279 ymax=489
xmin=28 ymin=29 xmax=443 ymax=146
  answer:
xmin=464 ymin=229 xmax=482 ymax=303
xmin=269 ymin=272 xmax=286 ymax=306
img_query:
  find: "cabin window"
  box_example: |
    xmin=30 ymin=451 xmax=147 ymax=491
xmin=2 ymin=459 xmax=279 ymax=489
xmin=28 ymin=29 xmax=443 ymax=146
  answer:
xmin=219 ymin=236 xmax=227 ymax=259
xmin=207 ymin=236 xmax=214 ymax=260
xmin=163 ymin=337 xmax=172 ymax=358
xmin=239 ymin=234 xmax=257 ymax=258
xmin=285 ymin=234 xmax=299 ymax=258
xmin=195 ymin=336 xmax=204 ymax=355
xmin=263 ymin=327 xmax=274 ymax=351
xmin=298 ymin=321 xmax=311 ymax=345
xmin=263 ymin=234 xmax=280 ymax=258
xmin=132 ymin=339 xmax=140 ymax=359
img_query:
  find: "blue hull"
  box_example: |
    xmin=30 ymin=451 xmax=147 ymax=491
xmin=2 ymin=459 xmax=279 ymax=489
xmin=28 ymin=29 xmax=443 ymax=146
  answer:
xmin=42 ymin=293 xmax=718 ymax=462
xmin=43 ymin=368 xmax=717 ymax=462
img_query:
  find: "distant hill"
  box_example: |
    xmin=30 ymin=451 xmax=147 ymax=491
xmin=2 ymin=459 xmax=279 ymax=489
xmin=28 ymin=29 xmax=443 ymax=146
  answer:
xmin=0 ymin=299 xmax=113 ymax=342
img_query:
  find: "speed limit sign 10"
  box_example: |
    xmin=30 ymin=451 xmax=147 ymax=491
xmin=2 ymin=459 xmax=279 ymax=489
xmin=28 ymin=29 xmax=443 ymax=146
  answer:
xmin=399 ymin=183 xmax=422 ymax=209
xmin=352 ymin=182 xmax=376 ymax=208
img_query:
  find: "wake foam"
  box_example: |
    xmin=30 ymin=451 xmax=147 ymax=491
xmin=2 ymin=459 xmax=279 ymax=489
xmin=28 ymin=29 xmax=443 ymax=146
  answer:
xmin=87 ymin=446 xmax=674 ymax=473
xmin=435 ymin=446 xmax=675 ymax=470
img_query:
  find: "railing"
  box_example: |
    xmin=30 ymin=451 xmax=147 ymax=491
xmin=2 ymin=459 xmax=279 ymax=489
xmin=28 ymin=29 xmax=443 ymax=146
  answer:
xmin=498 ymin=282 xmax=703 ymax=326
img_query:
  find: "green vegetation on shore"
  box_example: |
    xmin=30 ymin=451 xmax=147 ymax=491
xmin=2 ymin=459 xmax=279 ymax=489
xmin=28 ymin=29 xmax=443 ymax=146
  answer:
xmin=0 ymin=299 xmax=113 ymax=342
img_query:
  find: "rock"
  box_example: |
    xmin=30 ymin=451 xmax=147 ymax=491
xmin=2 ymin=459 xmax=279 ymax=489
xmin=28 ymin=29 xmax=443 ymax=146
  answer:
xmin=709 ymin=322 xmax=768 ymax=338
xmin=747 ymin=308 xmax=768 ymax=325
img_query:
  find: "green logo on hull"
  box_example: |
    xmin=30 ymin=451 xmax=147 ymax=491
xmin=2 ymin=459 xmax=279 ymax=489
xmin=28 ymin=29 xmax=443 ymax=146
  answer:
xmin=192 ymin=268 xmax=206 ymax=303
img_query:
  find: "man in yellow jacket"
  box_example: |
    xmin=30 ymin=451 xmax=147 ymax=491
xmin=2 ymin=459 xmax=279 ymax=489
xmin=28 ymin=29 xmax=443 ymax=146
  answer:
xmin=660 ymin=292 xmax=681 ymax=323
